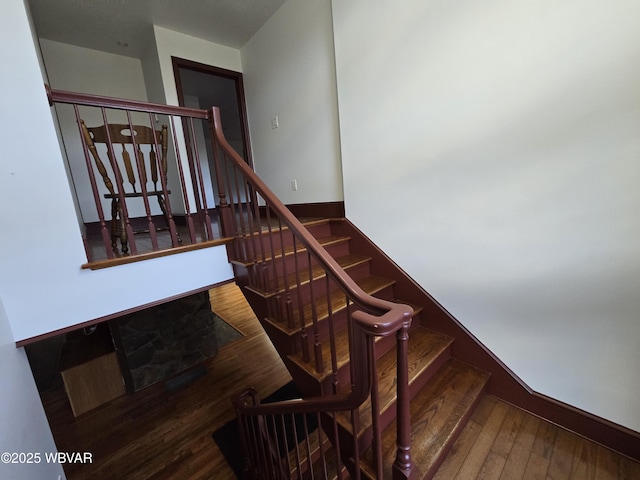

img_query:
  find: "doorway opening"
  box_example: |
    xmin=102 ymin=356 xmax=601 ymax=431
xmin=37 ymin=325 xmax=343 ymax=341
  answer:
xmin=172 ymin=57 xmax=253 ymax=226
xmin=172 ymin=57 xmax=252 ymax=166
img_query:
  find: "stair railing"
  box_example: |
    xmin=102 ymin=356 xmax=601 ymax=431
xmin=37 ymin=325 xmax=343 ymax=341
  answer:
xmin=47 ymin=86 xmax=226 ymax=267
xmin=209 ymin=107 xmax=415 ymax=479
xmin=47 ymin=83 xmax=416 ymax=477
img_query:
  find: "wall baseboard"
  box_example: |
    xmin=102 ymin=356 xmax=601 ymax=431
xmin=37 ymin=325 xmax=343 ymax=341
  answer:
xmin=16 ymin=279 xmax=236 ymax=347
xmin=84 ymin=214 xmax=189 ymax=236
xmin=284 ymin=201 xmax=345 ymax=218
xmin=83 ymin=202 xmax=344 ymax=237
xmin=333 ymin=218 xmax=640 ymax=462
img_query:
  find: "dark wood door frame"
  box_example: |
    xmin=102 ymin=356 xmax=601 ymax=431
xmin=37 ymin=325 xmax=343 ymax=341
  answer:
xmin=171 ymin=56 xmax=253 ymax=168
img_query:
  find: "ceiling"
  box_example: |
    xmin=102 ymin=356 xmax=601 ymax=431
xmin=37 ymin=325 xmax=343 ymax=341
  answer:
xmin=28 ymin=0 xmax=286 ymax=58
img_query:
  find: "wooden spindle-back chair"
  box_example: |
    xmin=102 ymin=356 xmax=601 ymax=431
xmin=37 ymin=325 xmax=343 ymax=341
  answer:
xmin=80 ymin=120 xmax=177 ymax=255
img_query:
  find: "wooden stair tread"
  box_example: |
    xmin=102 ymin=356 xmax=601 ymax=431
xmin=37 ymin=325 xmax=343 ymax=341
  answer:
xmin=397 ymin=300 xmax=423 ymax=317
xmin=306 ymin=446 xmax=343 ymax=480
xmin=286 ymin=301 xmax=421 ymax=382
xmin=264 ymin=275 xmax=396 ymax=336
xmin=247 ymin=217 xmax=333 ymax=238
xmin=287 ymin=427 xmax=335 ymax=478
xmin=336 ymin=327 xmax=454 ymax=433
xmin=361 ymin=358 xmax=490 ymax=480
xmin=247 ymin=253 xmax=370 ymax=298
xmin=234 ymin=216 xmax=493 ymax=479
xmin=231 ymin=234 xmax=350 ymax=267
xmin=288 ymin=325 xmax=352 ymax=381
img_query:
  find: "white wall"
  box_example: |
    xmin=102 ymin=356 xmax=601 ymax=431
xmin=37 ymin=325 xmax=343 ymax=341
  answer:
xmin=153 ymin=26 xmax=243 ymax=107
xmin=332 ymin=0 xmax=640 ymax=431
xmin=0 ymin=3 xmax=63 ymax=479
xmin=0 ymin=298 xmax=65 ymax=480
xmin=183 ymin=94 xmax=216 ymax=207
xmin=241 ymin=0 xmax=343 ymax=205
xmin=0 ymin=2 xmax=233 ymax=343
xmin=149 ymin=26 xmax=244 ymax=212
xmin=41 ymin=39 xmax=154 ymax=222
xmin=140 ymin=39 xmax=167 ymax=105
xmin=40 ymin=39 xmax=148 ymax=99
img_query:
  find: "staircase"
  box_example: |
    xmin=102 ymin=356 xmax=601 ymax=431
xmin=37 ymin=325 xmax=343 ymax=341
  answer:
xmin=198 ymin=104 xmax=491 ymax=479
xmin=47 ymin=88 xmax=495 ymax=478
xmin=229 ymin=217 xmax=490 ymax=479
xmin=47 ymin=89 xmax=640 ymax=477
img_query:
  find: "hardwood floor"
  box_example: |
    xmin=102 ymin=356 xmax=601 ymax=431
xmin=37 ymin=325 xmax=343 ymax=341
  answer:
xmin=433 ymin=396 xmax=640 ymax=480
xmin=41 ymin=282 xmax=291 ymax=480
xmin=85 ymin=222 xmax=222 ymax=263
xmin=84 ymin=214 xmax=323 ymax=263
xmin=40 ymin=282 xmax=640 ymax=479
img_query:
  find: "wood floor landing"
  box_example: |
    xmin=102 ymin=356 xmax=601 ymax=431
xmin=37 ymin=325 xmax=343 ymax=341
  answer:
xmin=41 ymin=282 xmax=291 ymax=480
xmin=40 ymin=283 xmax=640 ymax=479
xmin=434 ymin=395 xmax=640 ymax=480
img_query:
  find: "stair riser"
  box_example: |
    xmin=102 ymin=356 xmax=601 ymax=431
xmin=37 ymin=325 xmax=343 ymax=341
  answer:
xmin=248 ymin=221 xmax=333 ymax=256
xmin=280 ymin=307 xmax=410 ymax=397
xmin=236 ymin=251 xmax=372 ymax=307
xmin=269 ymin=298 xmax=347 ymax=342
xmin=231 ymin=219 xmax=502 ymax=480
xmin=234 ymin=263 xmax=272 ymax=294
xmin=259 ymin=319 xmax=305 ymax=369
xmin=262 ymin=279 xmax=398 ymax=360
xmin=266 ymin=240 xmax=352 ymax=281
xmin=308 ymin=318 xmax=422 ymax=396
xmin=261 ymin=307 xmax=356 ymax=385
xmin=265 ymin=262 xmax=373 ymax=316
xmin=230 ymin=222 xmax=333 ymax=267
xmin=284 ymin=281 xmax=396 ymax=341
xmin=407 ymin=381 xmax=488 ymax=480
xmin=336 ymin=344 xmax=454 ymax=461
xmin=420 ymin=391 xmax=484 ymax=480
xmin=237 ymin=283 xmax=269 ymax=321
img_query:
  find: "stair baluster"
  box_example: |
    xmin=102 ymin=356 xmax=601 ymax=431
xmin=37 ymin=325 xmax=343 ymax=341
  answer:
xmin=212 ymin=104 xmax=492 ymax=479
xmin=394 ymin=323 xmax=414 ymax=480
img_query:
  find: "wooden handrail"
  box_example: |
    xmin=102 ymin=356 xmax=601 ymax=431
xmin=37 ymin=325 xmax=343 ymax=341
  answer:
xmin=47 ymin=85 xmax=415 ymax=477
xmin=47 ymin=84 xmax=224 ymax=264
xmin=233 ymin=318 xmax=374 ymax=416
xmin=210 ymin=105 xmax=415 ymax=479
xmin=209 ymin=107 xmax=414 ymax=325
xmin=47 ymin=85 xmax=208 ymax=118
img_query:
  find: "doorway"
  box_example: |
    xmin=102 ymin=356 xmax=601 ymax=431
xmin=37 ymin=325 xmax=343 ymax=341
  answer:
xmin=172 ymin=57 xmax=253 ymax=218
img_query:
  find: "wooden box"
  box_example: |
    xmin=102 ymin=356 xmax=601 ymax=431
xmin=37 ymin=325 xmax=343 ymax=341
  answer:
xmin=59 ymin=326 xmax=125 ymax=417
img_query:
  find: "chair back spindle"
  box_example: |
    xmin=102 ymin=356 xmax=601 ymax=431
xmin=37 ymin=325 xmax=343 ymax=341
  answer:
xmin=80 ymin=120 xmax=176 ymax=255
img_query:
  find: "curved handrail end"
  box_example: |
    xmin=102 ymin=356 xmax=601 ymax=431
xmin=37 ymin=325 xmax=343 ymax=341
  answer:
xmin=231 ymin=387 xmax=259 ymax=410
xmin=352 ymin=303 xmax=414 ymax=337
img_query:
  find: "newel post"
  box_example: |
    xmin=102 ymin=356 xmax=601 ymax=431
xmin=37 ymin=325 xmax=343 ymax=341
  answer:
xmin=208 ymin=107 xmax=234 ymax=238
xmin=393 ymin=323 xmax=415 ymax=480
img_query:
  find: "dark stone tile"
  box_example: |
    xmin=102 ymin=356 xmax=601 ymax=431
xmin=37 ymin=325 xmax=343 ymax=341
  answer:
xmin=113 ymin=291 xmax=220 ymax=392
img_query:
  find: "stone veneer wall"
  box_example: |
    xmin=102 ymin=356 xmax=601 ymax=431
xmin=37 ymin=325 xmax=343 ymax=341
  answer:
xmin=112 ymin=291 xmax=218 ymax=391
